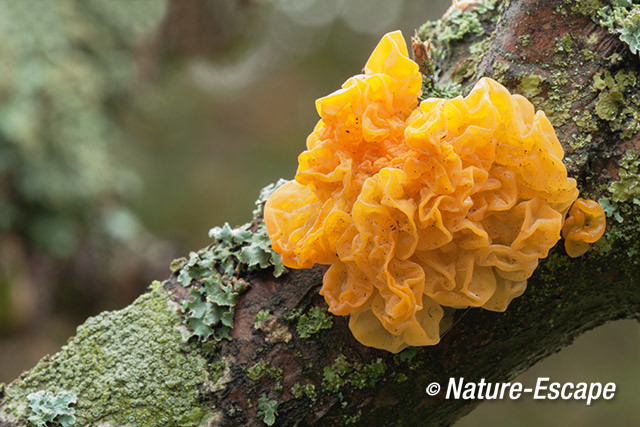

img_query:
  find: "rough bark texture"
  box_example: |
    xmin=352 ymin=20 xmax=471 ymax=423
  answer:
xmin=2 ymin=0 xmax=640 ymax=425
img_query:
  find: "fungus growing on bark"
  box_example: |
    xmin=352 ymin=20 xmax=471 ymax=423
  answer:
xmin=562 ymin=198 xmax=607 ymax=258
xmin=264 ymin=31 xmax=605 ymax=353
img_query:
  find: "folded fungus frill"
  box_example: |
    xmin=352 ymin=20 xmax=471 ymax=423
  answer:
xmin=263 ymin=31 xmax=605 ymax=353
xmin=562 ymin=198 xmax=607 ymax=258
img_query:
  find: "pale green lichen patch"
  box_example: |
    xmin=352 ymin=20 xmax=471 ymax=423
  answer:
xmin=596 ymin=91 xmax=624 ymax=121
xmin=423 ymin=79 xmax=463 ymax=99
xmin=321 ymin=355 xmax=351 ymax=393
xmin=0 ymin=283 xmax=212 ymax=426
xmin=296 ymin=307 xmax=333 ymax=339
xmin=570 ymin=0 xmax=603 ymax=16
xmin=491 ymin=61 xmax=511 ymax=84
xmin=535 ymin=73 xmax=574 ymax=128
xmin=436 ymin=9 xmax=484 ymax=44
xmin=290 ymin=383 xmax=317 ymax=401
xmin=591 ymin=70 xmax=640 ymax=139
xmin=246 ymin=362 xmax=269 ymax=382
xmin=211 ymin=222 xmax=286 ymax=277
xmin=574 ymin=110 xmax=598 ymax=134
xmin=210 ymin=358 xmax=232 ymax=392
xmin=321 ymin=355 xmax=387 ymax=394
xmin=572 ymin=0 xmax=640 ymax=56
xmin=343 ymin=410 xmax=362 ymax=425
xmin=245 ymin=361 xmax=282 ymax=383
xmin=254 ymin=310 xmax=271 ymax=329
xmin=609 ymin=150 xmax=640 ymax=204
xmin=256 ymin=394 xmax=278 ymax=426
xmin=593 ymin=196 xmax=640 ymax=262
xmin=618 ymin=9 xmax=640 ymax=55
xmin=169 ymin=257 xmax=186 ymax=273
xmin=516 ymin=75 xmax=544 ymax=98
xmin=569 ymin=133 xmax=592 ymax=151
xmin=416 ymin=0 xmax=498 ymax=97
xmin=469 ymin=39 xmax=488 ymax=58
xmin=419 ymin=0 xmax=498 ymax=56
xmin=519 ymin=34 xmax=531 ymax=47
xmin=590 ymin=148 xmax=640 ymax=261
xmin=511 ymin=71 xmax=578 ymax=129
xmin=554 ymin=34 xmax=574 ymax=53
xmin=179 ymin=180 xmax=288 ymax=288
xmin=349 ymin=359 xmax=387 ymax=390
xmin=27 ymin=390 xmax=76 ymax=427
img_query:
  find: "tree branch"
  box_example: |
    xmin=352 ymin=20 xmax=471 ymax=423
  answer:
xmin=2 ymin=0 xmax=640 ymax=425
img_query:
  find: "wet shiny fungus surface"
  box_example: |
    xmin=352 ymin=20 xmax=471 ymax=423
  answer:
xmin=264 ymin=31 xmax=605 ymax=353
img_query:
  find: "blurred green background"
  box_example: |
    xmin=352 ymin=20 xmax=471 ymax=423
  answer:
xmin=0 ymin=0 xmax=637 ymax=425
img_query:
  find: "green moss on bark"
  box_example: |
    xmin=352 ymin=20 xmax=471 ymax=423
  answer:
xmin=0 ymin=283 xmax=213 ymax=426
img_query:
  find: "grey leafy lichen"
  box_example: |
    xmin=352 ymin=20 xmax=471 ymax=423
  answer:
xmin=181 ymin=273 xmax=240 ymax=341
xmin=176 ymin=182 xmax=288 ymax=341
xmin=595 ymin=1 xmax=640 ymax=57
xmin=256 ymin=394 xmax=278 ymax=426
xmin=27 ymin=390 xmax=76 ymax=427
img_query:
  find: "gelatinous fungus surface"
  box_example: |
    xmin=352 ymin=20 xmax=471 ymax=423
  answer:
xmin=264 ymin=31 xmax=605 ymax=353
xmin=562 ymin=198 xmax=606 ymax=258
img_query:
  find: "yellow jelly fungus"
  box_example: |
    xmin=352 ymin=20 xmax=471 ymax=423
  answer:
xmin=562 ymin=198 xmax=606 ymax=258
xmin=264 ymin=31 xmax=604 ymax=353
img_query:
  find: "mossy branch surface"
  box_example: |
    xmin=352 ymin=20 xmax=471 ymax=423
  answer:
xmin=2 ymin=0 xmax=640 ymax=425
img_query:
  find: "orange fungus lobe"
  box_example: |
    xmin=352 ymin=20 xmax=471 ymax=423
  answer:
xmin=562 ymin=198 xmax=606 ymax=258
xmin=263 ymin=31 xmax=605 ymax=353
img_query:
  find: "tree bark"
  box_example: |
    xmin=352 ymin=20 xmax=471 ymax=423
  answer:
xmin=2 ymin=0 xmax=640 ymax=425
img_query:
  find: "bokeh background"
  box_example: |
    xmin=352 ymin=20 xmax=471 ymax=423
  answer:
xmin=0 ymin=0 xmax=638 ymax=425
